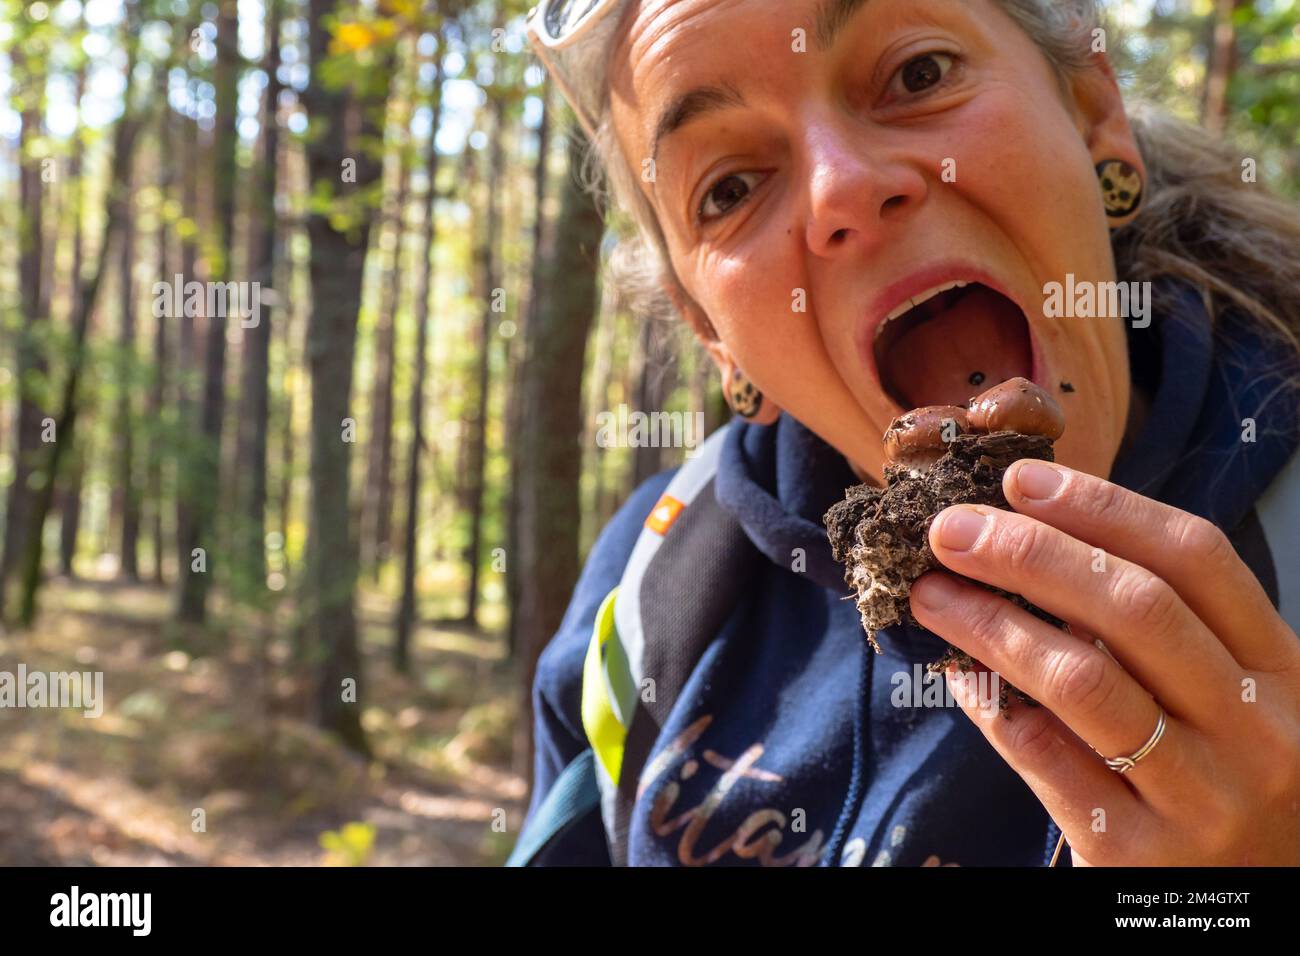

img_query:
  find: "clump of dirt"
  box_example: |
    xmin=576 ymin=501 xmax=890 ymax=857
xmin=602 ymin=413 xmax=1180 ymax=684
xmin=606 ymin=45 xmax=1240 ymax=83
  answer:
xmin=825 ymin=431 xmax=1064 ymax=712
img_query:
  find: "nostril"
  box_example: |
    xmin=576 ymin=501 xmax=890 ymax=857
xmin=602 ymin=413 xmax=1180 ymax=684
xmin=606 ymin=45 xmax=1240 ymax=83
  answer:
xmin=882 ymin=194 xmax=908 ymax=215
xmin=829 ymin=227 xmax=849 ymax=244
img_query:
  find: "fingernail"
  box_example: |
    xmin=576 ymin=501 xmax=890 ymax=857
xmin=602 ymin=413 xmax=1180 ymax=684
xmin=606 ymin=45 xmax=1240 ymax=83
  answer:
xmin=935 ymin=507 xmax=988 ymax=552
xmin=913 ymin=573 xmax=963 ymax=611
xmin=1015 ymin=461 xmax=1063 ymax=500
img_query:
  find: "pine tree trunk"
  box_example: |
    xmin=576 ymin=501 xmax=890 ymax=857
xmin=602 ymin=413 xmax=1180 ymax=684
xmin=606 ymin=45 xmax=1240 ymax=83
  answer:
xmin=300 ymin=0 xmax=391 ymax=753
xmin=506 ymin=82 xmax=552 ymax=658
xmin=115 ymin=171 xmax=141 ymax=581
xmin=58 ymin=55 xmax=91 ymax=580
xmin=460 ymin=97 xmax=503 ymax=627
xmin=15 ymin=8 xmax=146 ymax=626
xmin=1203 ymin=0 xmax=1243 ymax=135
xmin=233 ymin=0 xmax=283 ymax=598
xmin=176 ymin=0 xmax=239 ymax=623
xmin=149 ymin=204 xmax=168 ymax=584
xmin=174 ymin=100 xmax=202 ymax=592
xmin=1 ymin=44 xmax=48 ymax=621
xmin=395 ymin=46 xmax=445 ymax=672
xmin=514 ymin=126 xmax=604 ymax=787
xmin=586 ymin=296 xmax=616 ymax=537
xmin=362 ymin=43 xmax=416 ymax=580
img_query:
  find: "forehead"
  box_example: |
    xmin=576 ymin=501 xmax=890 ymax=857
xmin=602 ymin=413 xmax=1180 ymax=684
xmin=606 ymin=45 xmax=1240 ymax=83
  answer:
xmin=608 ymin=0 xmax=799 ymax=136
xmin=612 ymin=0 xmax=758 ymax=64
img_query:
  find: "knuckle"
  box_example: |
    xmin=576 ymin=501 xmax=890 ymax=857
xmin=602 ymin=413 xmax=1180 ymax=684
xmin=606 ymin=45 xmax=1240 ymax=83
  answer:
xmin=959 ymin=591 xmax=1008 ymax=642
xmin=1003 ymin=518 xmax=1052 ymax=576
xmin=1084 ymin=475 xmax=1128 ymax=522
xmin=1113 ymin=568 xmax=1181 ymax=636
xmin=1177 ymin=515 xmax=1234 ymax=568
xmin=1005 ymin=711 xmax=1063 ymax=763
xmin=1045 ymin=648 xmax=1117 ymax=715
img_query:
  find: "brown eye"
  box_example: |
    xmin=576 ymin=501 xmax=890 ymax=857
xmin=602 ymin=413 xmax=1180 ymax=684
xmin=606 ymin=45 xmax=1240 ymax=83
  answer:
xmin=699 ymin=171 xmax=761 ymax=222
xmin=894 ymin=53 xmax=954 ymax=95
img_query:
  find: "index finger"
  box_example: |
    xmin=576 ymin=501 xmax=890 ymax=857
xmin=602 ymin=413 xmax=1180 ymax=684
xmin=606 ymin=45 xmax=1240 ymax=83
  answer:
xmin=1003 ymin=459 xmax=1295 ymax=671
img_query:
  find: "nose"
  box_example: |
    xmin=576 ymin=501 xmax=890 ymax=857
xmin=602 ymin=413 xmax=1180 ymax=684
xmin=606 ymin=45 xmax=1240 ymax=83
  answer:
xmin=802 ymin=119 xmax=928 ymax=258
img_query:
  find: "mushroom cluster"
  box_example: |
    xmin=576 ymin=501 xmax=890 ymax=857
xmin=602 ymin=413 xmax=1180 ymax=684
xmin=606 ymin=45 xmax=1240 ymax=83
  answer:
xmin=883 ymin=378 xmax=1065 ymax=476
xmin=824 ymin=377 xmax=1068 ymax=709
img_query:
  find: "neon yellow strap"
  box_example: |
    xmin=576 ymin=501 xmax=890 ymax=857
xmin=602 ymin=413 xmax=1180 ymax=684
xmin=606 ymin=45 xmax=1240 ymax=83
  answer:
xmin=582 ymin=588 xmax=628 ymax=785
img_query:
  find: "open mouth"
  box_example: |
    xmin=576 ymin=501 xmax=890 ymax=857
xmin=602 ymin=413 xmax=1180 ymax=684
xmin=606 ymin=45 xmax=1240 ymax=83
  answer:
xmin=872 ymin=281 xmax=1033 ymax=410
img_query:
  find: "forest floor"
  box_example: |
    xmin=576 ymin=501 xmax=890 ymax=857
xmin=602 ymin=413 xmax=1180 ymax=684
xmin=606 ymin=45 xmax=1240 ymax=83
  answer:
xmin=0 ymin=575 xmax=525 ymax=866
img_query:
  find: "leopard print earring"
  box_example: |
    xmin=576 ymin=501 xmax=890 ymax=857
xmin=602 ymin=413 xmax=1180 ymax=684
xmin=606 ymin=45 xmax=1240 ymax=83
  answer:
xmin=726 ymin=368 xmax=765 ymax=419
xmin=1097 ymin=160 xmax=1143 ymax=219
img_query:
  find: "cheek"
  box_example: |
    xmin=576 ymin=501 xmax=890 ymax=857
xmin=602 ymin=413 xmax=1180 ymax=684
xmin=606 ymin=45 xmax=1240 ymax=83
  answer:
xmin=701 ymin=249 xmax=816 ymax=371
xmin=951 ymin=87 xmax=1109 ymax=274
xmin=1051 ymin=321 xmax=1130 ymax=478
xmin=947 ymin=88 xmax=1129 ymax=473
xmin=699 ymin=248 xmax=888 ymax=475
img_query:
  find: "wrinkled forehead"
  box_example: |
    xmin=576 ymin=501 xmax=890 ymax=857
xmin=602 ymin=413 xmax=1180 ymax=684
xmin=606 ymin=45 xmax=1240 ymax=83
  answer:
xmin=607 ymin=0 xmax=792 ymax=143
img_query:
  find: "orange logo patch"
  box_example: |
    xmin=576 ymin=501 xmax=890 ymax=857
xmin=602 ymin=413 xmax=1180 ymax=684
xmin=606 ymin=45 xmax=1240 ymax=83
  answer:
xmin=644 ymin=495 xmax=685 ymax=536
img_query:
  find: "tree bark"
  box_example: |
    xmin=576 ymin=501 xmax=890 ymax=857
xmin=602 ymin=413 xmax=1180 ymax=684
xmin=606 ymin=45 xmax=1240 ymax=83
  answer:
xmin=506 ymin=81 xmax=552 ymax=658
xmin=1 ymin=43 xmax=48 ymax=621
xmin=176 ymin=0 xmax=239 ymax=623
xmin=149 ymin=204 xmax=168 ymax=584
xmin=58 ymin=54 xmax=91 ymax=579
xmin=15 ymin=9 xmax=147 ymax=626
xmin=461 ymin=95 xmax=504 ymax=627
xmin=395 ymin=44 xmax=445 ymax=672
xmin=1203 ymin=0 xmax=1244 ymax=135
xmin=173 ymin=100 xmax=203 ymax=592
xmin=362 ymin=40 xmax=417 ymax=580
xmin=300 ymin=0 xmax=391 ymax=753
xmin=233 ymin=0 xmax=283 ymax=598
xmin=115 ymin=166 xmax=141 ymax=581
xmin=514 ymin=126 xmax=604 ymax=786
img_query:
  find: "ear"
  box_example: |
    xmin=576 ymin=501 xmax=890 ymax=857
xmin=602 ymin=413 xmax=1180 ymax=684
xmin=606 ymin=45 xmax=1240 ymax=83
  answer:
xmin=1068 ymin=52 xmax=1146 ymax=227
xmin=660 ymin=272 xmax=781 ymax=425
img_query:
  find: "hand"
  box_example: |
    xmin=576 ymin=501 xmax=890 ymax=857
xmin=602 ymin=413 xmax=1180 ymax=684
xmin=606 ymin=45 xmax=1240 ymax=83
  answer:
xmin=908 ymin=459 xmax=1300 ymax=866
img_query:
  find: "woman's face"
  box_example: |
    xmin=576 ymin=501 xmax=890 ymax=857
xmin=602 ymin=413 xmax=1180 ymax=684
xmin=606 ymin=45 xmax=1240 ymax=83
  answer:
xmin=607 ymin=0 xmax=1139 ymax=484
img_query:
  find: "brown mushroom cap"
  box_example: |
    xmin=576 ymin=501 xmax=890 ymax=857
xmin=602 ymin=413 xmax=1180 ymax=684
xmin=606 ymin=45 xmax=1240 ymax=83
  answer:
xmin=883 ymin=405 xmax=970 ymax=467
xmin=966 ymin=377 xmax=1065 ymax=440
xmin=880 ymin=379 xmax=1065 ymax=474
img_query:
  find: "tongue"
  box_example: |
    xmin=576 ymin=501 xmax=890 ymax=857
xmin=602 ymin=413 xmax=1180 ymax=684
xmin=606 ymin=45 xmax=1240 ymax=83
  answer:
xmin=880 ymin=285 xmax=1032 ymax=408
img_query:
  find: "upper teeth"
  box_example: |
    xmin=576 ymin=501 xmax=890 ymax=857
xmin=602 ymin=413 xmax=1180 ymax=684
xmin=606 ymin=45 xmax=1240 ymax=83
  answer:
xmin=876 ymin=280 xmax=970 ymax=337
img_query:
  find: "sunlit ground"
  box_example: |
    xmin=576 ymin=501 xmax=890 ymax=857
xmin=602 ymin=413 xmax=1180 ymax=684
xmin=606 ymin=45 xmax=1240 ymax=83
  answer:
xmin=0 ymin=568 xmax=524 ymax=866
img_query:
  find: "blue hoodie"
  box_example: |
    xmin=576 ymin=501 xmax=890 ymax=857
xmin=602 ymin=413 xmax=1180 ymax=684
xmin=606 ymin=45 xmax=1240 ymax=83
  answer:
xmin=523 ymin=282 xmax=1300 ymax=867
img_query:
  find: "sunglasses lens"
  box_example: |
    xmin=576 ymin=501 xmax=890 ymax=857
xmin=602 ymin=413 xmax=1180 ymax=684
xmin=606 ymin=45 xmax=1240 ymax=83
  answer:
xmin=542 ymin=0 xmax=607 ymax=40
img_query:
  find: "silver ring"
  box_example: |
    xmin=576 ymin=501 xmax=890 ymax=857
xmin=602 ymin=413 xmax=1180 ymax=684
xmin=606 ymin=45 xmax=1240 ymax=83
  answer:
xmin=1104 ymin=706 xmax=1166 ymax=774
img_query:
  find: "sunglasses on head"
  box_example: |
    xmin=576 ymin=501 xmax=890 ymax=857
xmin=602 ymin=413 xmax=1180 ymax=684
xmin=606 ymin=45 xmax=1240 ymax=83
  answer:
xmin=526 ymin=0 xmax=631 ymax=141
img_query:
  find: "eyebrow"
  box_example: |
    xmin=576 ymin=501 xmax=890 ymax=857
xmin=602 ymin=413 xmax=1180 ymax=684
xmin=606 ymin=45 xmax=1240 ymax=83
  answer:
xmin=814 ymin=0 xmax=871 ymax=51
xmin=650 ymin=83 xmax=745 ymax=163
xmin=647 ymin=0 xmax=873 ymax=163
